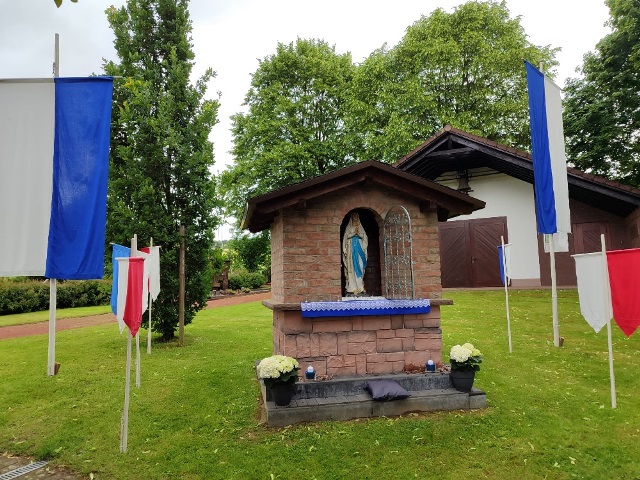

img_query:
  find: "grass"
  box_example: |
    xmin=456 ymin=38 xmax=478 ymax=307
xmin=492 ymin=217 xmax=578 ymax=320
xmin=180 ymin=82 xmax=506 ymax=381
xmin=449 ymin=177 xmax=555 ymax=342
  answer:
xmin=0 ymin=305 xmax=111 ymax=328
xmin=1 ymin=289 xmax=640 ymax=479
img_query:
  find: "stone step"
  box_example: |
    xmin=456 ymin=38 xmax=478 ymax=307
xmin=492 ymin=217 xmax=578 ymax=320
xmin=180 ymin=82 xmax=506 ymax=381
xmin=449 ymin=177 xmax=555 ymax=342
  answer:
xmin=292 ymin=372 xmax=453 ymax=400
xmin=262 ymin=382 xmax=486 ymax=427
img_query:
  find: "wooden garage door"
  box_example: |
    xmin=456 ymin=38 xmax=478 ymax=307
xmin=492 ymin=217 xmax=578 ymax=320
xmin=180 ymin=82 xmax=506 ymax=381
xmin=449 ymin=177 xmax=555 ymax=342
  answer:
xmin=574 ymin=222 xmax=609 ymax=254
xmin=439 ymin=217 xmax=507 ymax=288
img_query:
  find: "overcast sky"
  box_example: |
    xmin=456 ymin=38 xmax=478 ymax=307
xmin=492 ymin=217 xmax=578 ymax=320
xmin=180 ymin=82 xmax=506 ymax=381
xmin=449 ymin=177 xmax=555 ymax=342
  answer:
xmin=2 ymin=0 xmax=611 ymax=238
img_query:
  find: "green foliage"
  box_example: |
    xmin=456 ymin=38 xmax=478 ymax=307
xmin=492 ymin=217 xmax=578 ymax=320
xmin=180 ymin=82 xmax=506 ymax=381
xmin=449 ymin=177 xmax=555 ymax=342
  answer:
xmin=226 ymin=231 xmax=270 ymax=273
xmin=0 ymin=280 xmax=110 ymax=315
xmin=53 ymin=0 xmax=78 ymax=7
xmin=227 ymin=271 xmax=267 ymax=290
xmin=209 ymin=247 xmax=225 ymax=275
xmin=346 ymin=0 xmax=558 ymax=162
xmin=563 ymin=0 xmax=640 ymax=187
xmin=104 ymin=0 xmax=220 ymax=340
xmin=220 ymin=38 xmax=356 ymax=222
xmin=220 ymin=4 xmax=558 ymax=229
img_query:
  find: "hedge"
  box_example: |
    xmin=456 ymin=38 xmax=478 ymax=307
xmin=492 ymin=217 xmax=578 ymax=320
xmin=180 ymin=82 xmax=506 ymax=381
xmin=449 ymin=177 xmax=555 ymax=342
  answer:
xmin=0 ymin=279 xmax=111 ymax=315
xmin=227 ymin=272 xmax=267 ymax=291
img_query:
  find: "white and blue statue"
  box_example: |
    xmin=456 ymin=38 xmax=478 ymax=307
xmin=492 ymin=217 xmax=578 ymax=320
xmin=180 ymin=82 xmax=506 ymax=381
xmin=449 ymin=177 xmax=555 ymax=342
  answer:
xmin=342 ymin=212 xmax=368 ymax=296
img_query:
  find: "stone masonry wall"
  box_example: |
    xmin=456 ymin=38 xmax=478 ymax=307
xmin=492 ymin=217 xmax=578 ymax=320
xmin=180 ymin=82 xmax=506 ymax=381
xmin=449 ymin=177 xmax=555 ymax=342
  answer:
xmin=270 ymin=182 xmax=442 ymax=305
xmin=272 ymin=308 xmax=442 ymax=377
xmin=268 ymin=182 xmax=443 ymax=377
xmin=270 ymin=215 xmax=285 ymax=302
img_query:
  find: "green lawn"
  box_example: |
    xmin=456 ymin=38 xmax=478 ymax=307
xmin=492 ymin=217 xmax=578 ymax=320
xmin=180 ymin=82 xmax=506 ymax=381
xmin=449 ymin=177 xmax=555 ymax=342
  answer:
xmin=1 ymin=289 xmax=639 ymax=479
xmin=0 ymin=305 xmax=111 ymax=328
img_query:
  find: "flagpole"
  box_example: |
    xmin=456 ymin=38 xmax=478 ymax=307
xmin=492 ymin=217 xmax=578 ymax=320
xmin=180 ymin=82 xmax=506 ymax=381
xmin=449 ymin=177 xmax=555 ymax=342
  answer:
xmin=147 ymin=237 xmax=153 ymax=354
xmin=47 ymin=33 xmax=60 ymax=377
xmin=600 ymin=234 xmax=617 ymax=408
xmin=120 ymin=329 xmax=132 ymax=453
xmin=47 ymin=279 xmax=57 ymax=376
xmin=120 ymin=234 xmax=136 ymax=453
xmin=549 ymin=235 xmax=561 ymax=347
xmin=501 ymin=236 xmax=512 ymax=353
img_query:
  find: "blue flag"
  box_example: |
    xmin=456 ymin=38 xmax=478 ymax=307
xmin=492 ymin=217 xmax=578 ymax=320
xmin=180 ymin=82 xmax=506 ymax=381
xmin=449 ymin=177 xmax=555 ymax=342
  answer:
xmin=111 ymin=244 xmax=132 ymax=316
xmin=498 ymin=244 xmax=511 ymax=286
xmin=0 ymin=77 xmax=113 ymax=279
xmin=524 ymin=61 xmax=571 ymax=235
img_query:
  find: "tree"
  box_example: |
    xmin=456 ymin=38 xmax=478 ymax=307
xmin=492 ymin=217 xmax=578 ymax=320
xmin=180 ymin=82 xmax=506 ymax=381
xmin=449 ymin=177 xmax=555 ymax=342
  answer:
xmin=345 ymin=0 xmax=558 ymax=162
xmin=54 ymin=0 xmax=78 ymax=7
xmin=226 ymin=231 xmax=271 ymax=274
xmin=104 ymin=0 xmax=220 ymax=340
xmin=219 ymin=38 xmax=356 ymax=222
xmin=563 ymin=0 xmax=640 ymax=186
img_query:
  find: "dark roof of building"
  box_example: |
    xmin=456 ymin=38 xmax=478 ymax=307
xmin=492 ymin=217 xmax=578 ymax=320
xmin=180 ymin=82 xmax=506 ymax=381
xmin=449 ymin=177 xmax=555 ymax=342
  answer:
xmin=241 ymin=160 xmax=486 ymax=233
xmin=395 ymin=125 xmax=640 ymax=217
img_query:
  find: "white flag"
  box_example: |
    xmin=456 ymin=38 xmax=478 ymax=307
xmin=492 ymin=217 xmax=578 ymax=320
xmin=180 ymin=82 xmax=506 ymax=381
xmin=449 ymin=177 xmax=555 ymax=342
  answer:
xmin=573 ymin=252 xmax=612 ymax=333
xmin=140 ymin=246 xmax=161 ymax=301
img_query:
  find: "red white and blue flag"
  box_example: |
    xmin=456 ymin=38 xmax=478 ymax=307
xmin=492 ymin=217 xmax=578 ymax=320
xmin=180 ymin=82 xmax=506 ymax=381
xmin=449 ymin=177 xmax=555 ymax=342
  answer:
xmin=115 ymin=257 xmax=148 ymax=337
xmin=525 ymin=62 xmax=571 ymax=235
xmin=0 ymin=77 xmax=113 ymax=279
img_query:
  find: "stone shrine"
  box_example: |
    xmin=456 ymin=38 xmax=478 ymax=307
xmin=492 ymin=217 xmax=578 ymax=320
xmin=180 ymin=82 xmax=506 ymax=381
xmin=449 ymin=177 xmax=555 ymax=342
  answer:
xmin=242 ymin=160 xmax=484 ymax=378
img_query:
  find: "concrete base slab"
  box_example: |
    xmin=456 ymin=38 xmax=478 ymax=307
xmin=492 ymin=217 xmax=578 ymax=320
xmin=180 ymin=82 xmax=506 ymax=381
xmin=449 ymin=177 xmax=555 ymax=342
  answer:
xmin=260 ymin=373 xmax=486 ymax=427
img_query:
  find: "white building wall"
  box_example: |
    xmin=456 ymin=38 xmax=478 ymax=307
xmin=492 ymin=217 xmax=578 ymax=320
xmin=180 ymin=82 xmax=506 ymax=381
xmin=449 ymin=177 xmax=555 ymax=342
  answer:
xmin=441 ymin=174 xmax=541 ymax=284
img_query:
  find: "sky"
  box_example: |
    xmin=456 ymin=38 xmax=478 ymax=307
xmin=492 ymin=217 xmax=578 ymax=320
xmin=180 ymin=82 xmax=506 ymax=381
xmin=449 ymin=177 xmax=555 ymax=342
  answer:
xmin=2 ymin=0 xmax=611 ymax=238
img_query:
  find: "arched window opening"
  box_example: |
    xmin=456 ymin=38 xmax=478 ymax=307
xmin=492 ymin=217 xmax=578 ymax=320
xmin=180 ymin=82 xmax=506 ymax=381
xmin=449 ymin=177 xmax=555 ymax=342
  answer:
xmin=340 ymin=208 xmax=381 ymax=298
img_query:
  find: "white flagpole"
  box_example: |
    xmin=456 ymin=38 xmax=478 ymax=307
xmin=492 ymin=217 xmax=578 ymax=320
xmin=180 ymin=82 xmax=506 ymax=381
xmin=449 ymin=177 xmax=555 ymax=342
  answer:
xmin=47 ymin=33 xmax=60 ymax=377
xmin=549 ymin=235 xmax=561 ymax=347
xmin=135 ymin=332 xmax=141 ymax=388
xmin=501 ymin=236 xmax=512 ymax=353
xmin=600 ymin=234 xmax=617 ymax=408
xmin=147 ymin=237 xmax=153 ymax=354
xmin=47 ymin=279 xmax=57 ymax=376
xmin=120 ymin=235 xmax=135 ymax=453
xmin=120 ymin=330 xmax=132 ymax=453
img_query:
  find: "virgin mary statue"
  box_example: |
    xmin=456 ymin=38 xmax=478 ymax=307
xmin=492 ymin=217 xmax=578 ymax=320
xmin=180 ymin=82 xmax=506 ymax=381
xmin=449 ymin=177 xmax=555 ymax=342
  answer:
xmin=342 ymin=212 xmax=368 ymax=296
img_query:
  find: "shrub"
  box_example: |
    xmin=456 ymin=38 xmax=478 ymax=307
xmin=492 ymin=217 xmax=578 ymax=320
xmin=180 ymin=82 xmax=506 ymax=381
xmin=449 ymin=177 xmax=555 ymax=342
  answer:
xmin=0 ymin=279 xmax=111 ymax=315
xmin=227 ymin=272 xmax=267 ymax=290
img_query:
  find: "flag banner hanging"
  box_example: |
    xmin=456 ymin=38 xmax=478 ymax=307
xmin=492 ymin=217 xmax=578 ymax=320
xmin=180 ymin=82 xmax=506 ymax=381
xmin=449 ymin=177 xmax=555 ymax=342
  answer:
xmin=138 ymin=249 xmax=151 ymax=310
xmin=573 ymin=252 xmax=612 ymax=333
xmin=606 ymin=248 xmax=640 ymax=337
xmin=543 ymin=233 xmax=569 ymax=253
xmin=525 ymin=62 xmax=571 ymax=235
xmin=140 ymin=246 xmax=161 ymax=301
xmin=497 ymin=243 xmax=512 ymax=286
xmin=0 ymin=77 xmax=114 ymax=279
xmin=116 ymin=257 xmax=148 ymax=337
xmin=111 ymin=244 xmax=132 ymax=315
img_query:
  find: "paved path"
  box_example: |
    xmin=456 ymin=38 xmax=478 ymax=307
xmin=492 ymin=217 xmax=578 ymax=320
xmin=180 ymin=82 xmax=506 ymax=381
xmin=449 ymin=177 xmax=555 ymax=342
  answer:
xmin=0 ymin=291 xmax=271 ymax=479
